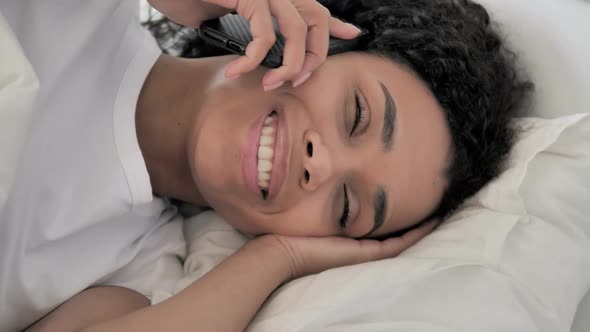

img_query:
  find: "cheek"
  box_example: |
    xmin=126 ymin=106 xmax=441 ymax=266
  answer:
xmin=188 ymin=82 xmax=271 ymax=199
xmin=210 ymin=193 xmax=334 ymax=237
xmin=189 ymin=118 xmax=240 ymax=197
xmin=262 ymin=196 xmax=334 ymax=236
xmin=304 ymin=89 xmax=338 ymax=122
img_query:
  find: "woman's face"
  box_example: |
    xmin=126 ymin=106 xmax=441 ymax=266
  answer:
xmin=189 ymin=52 xmax=451 ymax=238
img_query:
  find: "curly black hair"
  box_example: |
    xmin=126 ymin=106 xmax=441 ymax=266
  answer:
xmin=144 ymin=0 xmax=532 ymax=224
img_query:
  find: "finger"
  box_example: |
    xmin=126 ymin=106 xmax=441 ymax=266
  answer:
xmin=291 ymin=5 xmax=331 ymax=87
xmin=225 ymin=2 xmax=276 ymax=78
xmin=328 ymin=16 xmax=362 ymax=40
xmin=378 ymin=219 xmax=439 ymax=258
xmin=262 ymin=0 xmax=308 ymax=88
xmin=201 ymin=0 xmax=239 ymax=9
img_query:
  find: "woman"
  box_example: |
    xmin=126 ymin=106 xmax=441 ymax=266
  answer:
xmin=0 ymin=0 xmax=530 ymax=330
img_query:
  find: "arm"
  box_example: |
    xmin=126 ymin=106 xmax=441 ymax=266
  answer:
xmin=29 ymin=238 xmax=289 ymax=332
xmin=30 ymin=223 xmax=436 ymax=332
xmin=83 ymin=238 xmax=290 ymax=332
xmin=24 ymin=286 xmax=150 ymax=332
xmin=88 ymin=220 xmax=434 ymax=332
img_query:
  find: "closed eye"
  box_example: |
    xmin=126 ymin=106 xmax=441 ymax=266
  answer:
xmin=350 ymin=91 xmax=369 ymax=136
xmin=339 ymin=184 xmax=351 ymax=229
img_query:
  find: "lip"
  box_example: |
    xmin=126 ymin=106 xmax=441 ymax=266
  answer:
xmin=242 ymin=113 xmax=266 ymax=198
xmin=267 ymin=110 xmax=289 ymax=200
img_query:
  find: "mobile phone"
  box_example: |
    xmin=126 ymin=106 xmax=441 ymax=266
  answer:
xmin=199 ymin=14 xmax=367 ymax=68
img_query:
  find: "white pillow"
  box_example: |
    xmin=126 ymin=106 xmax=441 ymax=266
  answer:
xmin=476 ymin=0 xmax=590 ymax=118
xmin=0 ymin=10 xmax=38 ymax=209
xmin=173 ymin=113 xmax=590 ymax=332
xmin=473 ymin=2 xmax=590 ymax=330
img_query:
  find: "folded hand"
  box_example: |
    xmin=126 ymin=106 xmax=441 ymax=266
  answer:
xmin=254 ymin=219 xmax=438 ymax=280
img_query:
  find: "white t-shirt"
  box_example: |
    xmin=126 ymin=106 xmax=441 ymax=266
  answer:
xmin=0 ymin=9 xmax=38 ymax=211
xmin=0 ymin=1 xmax=185 ymax=330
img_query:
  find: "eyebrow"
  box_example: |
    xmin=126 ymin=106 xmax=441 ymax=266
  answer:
xmin=358 ymin=82 xmax=396 ymax=238
xmin=378 ymin=81 xmax=396 ymax=152
xmin=361 ymin=187 xmax=387 ymax=238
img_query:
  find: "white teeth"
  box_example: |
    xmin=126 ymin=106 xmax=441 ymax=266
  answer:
xmin=257 ymin=113 xmax=278 ymax=192
xmin=258 ymin=159 xmax=272 ymax=172
xmin=262 ymin=126 xmax=274 ymax=135
xmin=258 ymin=146 xmax=274 ymax=160
xmin=260 ymin=135 xmax=274 ymax=146
xmin=258 ymin=171 xmax=271 ymax=181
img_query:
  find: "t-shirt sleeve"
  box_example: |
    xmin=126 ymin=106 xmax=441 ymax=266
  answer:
xmin=101 ymin=215 xmax=186 ymax=301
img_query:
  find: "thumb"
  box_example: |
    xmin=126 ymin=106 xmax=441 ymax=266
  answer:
xmin=328 ymin=17 xmax=362 ymax=40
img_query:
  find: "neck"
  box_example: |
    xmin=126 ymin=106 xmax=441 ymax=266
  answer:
xmin=135 ymin=54 xmax=222 ymax=206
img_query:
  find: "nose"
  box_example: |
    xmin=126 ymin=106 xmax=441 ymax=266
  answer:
xmin=301 ymin=130 xmax=333 ymax=192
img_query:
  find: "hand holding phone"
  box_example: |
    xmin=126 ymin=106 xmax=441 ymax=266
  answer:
xmin=196 ymin=0 xmax=363 ymax=91
xmin=200 ymin=14 xmax=366 ymax=69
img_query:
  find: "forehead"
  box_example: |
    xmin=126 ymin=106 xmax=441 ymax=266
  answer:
xmin=333 ymin=52 xmax=452 ymax=234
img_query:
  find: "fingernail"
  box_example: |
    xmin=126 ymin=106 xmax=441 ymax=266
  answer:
xmin=292 ymin=72 xmax=312 ymax=88
xmin=263 ymin=80 xmax=285 ymax=92
xmin=226 ymin=74 xmax=241 ymax=80
xmin=346 ymin=23 xmax=362 ymax=35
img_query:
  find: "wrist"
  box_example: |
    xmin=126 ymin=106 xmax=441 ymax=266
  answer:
xmin=244 ymin=235 xmax=295 ymax=282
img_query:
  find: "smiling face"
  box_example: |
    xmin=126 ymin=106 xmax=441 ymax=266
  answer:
xmin=188 ymin=52 xmax=452 ymax=238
